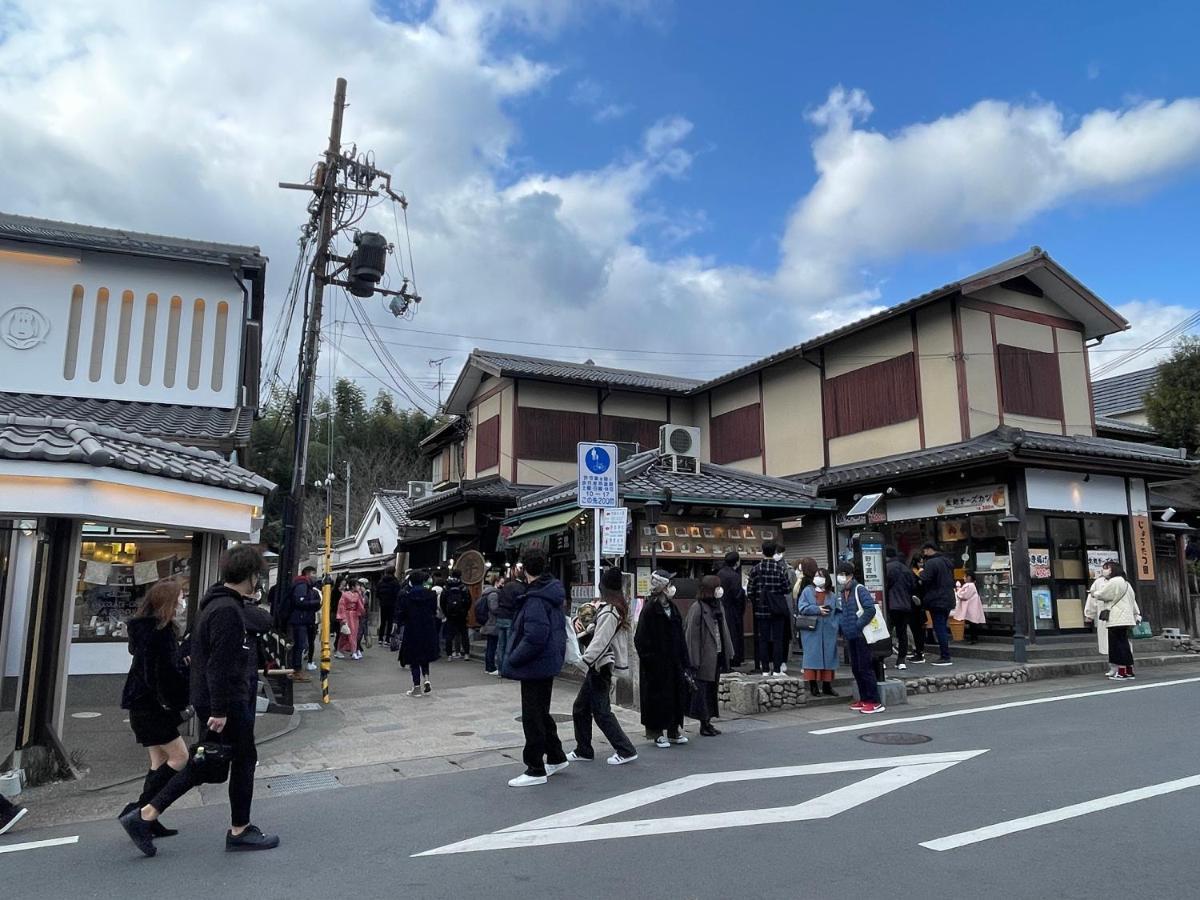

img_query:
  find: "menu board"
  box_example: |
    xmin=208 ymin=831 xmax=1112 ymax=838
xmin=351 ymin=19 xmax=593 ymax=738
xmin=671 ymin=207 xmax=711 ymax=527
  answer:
xmin=637 ymin=517 xmax=778 ymax=560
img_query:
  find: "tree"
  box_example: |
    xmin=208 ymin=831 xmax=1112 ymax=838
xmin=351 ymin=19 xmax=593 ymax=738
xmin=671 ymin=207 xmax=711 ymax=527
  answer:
xmin=1145 ymin=336 xmax=1200 ymax=454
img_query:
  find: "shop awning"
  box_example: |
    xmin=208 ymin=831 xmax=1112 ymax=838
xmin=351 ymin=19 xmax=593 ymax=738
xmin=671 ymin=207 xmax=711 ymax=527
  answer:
xmin=507 ymin=508 xmax=581 ymax=543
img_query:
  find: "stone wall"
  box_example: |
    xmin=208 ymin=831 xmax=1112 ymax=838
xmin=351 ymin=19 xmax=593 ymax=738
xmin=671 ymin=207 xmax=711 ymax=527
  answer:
xmin=904 ymin=668 xmax=1029 ymax=694
xmin=719 ymin=674 xmax=808 ymax=714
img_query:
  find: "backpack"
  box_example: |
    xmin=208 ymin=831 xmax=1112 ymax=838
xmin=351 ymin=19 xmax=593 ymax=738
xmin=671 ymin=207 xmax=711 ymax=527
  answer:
xmin=444 ymin=584 xmax=470 ymax=619
xmin=474 ymin=590 xmax=492 ymax=625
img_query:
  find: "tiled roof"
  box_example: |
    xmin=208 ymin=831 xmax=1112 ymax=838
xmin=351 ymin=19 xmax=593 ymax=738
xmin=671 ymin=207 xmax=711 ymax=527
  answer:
xmin=1094 ymin=416 xmax=1159 ymax=438
xmin=375 ymin=491 xmax=430 ymax=528
xmin=0 ymin=393 xmax=250 ymax=449
xmin=471 ymin=350 xmax=701 ymax=394
xmin=0 ymin=211 xmax=265 ymax=269
xmin=408 ymin=475 xmax=539 ymax=518
xmin=795 ymin=426 xmax=1192 ymax=491
xmin=510 ymin=451 xmax=833 ymax=518
xmin=1091 ymin=366 xmax=1160 ymax=417
xmin=0 ymin=414 xmax=274 ymax=495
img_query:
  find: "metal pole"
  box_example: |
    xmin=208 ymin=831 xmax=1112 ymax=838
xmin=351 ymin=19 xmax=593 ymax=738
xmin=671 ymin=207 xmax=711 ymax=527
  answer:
xmin=594 ymin=508 xmax=602 ymax=599
xmin=344 ymin=459 xmax=351 ymax=539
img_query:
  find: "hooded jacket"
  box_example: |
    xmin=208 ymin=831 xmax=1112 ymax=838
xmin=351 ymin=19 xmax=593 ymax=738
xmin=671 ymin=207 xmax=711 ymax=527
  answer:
xmin=190 ymin=584 xmax=265 ymax=717
xmin=121 ymin=616 xmax=189 ymax=712
xmin=885 ymin=557 xmax=917 ymax=612
xmin=290 ymin=576 xmax=322 ymax=626
xmin=503 ymin=574 xmax=567 ymax=680
xmin=919 ymin=553 xmax=956 ymax=611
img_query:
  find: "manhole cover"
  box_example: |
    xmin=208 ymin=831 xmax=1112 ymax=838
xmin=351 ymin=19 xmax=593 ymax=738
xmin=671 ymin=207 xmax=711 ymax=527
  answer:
xmin=265 ymin=771 xmax=340 ymax=796
xmin=858 ymin=732 xmax=932 ymax=745
xmin=453 ymin=731 xmax=476 ymax=737
xmin=513 ymin=713 xmax=572 ymax=724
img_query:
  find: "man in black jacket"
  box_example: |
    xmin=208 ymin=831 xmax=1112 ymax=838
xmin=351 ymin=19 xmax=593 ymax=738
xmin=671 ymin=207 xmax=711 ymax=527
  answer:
xmin=920 ymin=542 xmax=956 ymax=666
xmin=885 ymin=548 xmax=924 ymax=668
xmin=120 ymin=544 xmax=279 ymax=856
xmin=717 ymin=552 xmax=746 ymax=667
xmin=495 ymin=562 xmax=526 ymax=673
xmin=376 ymin=569 xmax=402 ymax=644
xmin=440 ymin=570 xmax=471 ymax=660
xmin=289 ymin=567 xmax=322 ymax=682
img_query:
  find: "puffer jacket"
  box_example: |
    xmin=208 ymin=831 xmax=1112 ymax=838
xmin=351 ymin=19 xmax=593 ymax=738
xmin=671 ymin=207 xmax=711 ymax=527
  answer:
xmin=1092 ymin=576 xmax=1140 ymax=627
xmin=503 ymin=574 xmax=567 ymax=680
xmin=835 ymin=579 xmax=877 ymax=640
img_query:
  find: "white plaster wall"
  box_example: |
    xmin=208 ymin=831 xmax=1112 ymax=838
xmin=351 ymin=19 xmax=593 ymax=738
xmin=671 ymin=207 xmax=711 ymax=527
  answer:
xmin=916 ymin=305 xmax=962 ymax=447
xmin=961 ymin=306 xmax=999 ymax=436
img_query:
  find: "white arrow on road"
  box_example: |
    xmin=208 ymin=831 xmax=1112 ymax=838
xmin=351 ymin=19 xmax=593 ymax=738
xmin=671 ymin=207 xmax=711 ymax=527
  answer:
xmin=415 ymin=749 xmax=987 ymax=857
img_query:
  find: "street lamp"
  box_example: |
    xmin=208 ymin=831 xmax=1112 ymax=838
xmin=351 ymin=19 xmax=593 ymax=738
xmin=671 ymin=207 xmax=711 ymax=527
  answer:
xmin=999 ymin=514 xmax=1028 ymax=663
xmin=644 ymin=499 xmax=663 ymax=576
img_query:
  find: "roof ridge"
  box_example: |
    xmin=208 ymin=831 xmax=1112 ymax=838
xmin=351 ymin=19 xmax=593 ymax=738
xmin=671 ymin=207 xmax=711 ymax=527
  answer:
xmin=470 ymin=349 xmax=703 ymax=385
xmin=0 ymin=210 xmax=262 ymax=257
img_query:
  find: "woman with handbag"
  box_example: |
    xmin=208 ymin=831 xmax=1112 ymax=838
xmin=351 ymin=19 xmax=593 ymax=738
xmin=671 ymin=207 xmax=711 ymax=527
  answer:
xmin=396 ymin=570 xmax=440 ymax=696
xmin=684 ymin=575 xmax=734 ymax=736
xmin=796 ymin=567 xmax=839 ymax=697
xmin=635 ymin=570 xmax=692 ymax=749
xmin=568 ymin=567 xmax=638 ymax=764
xmin=336 ymin=581 xmax=366 ymax=661
xmin=834 ymin=561 xmax=886 ymax=715
xmin=1084 ymin=569 xmax=1115 ymax=677
xmin=1091 ymin=562 xmax=1141 ymax=680
xmin=118 ymin=578 xmax=191 ymax=838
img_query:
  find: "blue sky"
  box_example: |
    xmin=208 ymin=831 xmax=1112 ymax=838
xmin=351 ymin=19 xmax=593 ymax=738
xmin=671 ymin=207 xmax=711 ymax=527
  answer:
xmin=1 ymin=0 xmax=1197 ymax=402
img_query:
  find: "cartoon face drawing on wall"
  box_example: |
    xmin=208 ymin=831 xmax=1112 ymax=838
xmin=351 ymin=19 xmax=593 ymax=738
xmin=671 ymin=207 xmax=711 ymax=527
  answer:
xmin=0 ymin=307 xmax=50 ymax=350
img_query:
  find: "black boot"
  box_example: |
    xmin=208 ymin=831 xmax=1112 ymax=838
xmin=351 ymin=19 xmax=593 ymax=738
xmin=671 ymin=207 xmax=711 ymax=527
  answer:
xmin=125 ymin=766 xmax=180 ymax=837
xmin=821 ymin=682 xmax=838 ymax=697
xmin=807 ymin=680 xmax=820 ymax=697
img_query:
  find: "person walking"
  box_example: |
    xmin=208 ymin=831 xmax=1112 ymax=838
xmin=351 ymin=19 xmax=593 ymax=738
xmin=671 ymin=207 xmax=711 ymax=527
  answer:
xmin=747 ymin=541 xmax=791 ymax=676
xmin=502 ymin=548 xmax=570 ymax=787
xmin=796 ymin=567 xmax=839 ymax=696
xmin=717 ymin=551 xmax=746 ymax=667
xmin=684 ymin=575 xmax=734 ymax=737
xmin=288 ymin=567 xmax=321 ymax=681
xmin=568 ymin=566 xmax=638 ymax=765
xmin=119 ymin=545 xmax=279 ymax=856
xmin=118 ymin=578 xmax=191 ymax=838
xmin=634 ymin=570 xmax=691 ymax=749
xmin=919 ymin=542 xmax=956 ymax=666
xmin=376 ymin=568 xmax=401 ymax=646
xmin=495 ymin=562 xmax=525 ymax=674
xmin=885 ymin=548 xmax=923 ymax=669
xmin=439 ymin=570 xmax=472 ymax=660
xmin=834 ymin=561 xmax=885 ymax=714
xmin=479 ymin=573 xmax=503 ymax=675
xmin=336 ymin=580 xmax=366 ymax=661
xmin=1084 ymin=567 xmax=1115 ymax=676
xmin=952 ymin=572 xmax=986 ymax=644
xmin=396 ymin=570 xmax=440 ymax=696
xmin=1091 ymin=562 xmax=1141 ymax=680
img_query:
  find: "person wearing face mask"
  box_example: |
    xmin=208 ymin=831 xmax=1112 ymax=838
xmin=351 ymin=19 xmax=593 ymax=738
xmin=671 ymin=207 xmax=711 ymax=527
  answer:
xmin=1090 ymin=562 xmax=1141 ymax=680
xmin=747 ymin=541 xmax=792 ymax=677
xmin=635 ymin=570 xmax=692 ymax=749
xmin=118 ymin=578 xmax=191 ymax=839
xmin=796 ymin=567 xmax=839 ymax=696
xmin=1084 ymin=563 xmax=1114 ymax=676
xmin=834 ymin=561 xmax=885 ymax=714
xmin=684 ymin=575 xmax=734 ymax=736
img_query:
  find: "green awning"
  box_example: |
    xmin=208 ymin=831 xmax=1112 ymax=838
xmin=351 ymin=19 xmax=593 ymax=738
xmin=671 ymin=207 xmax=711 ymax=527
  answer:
xmin=508 ymin=508 xmax=582 ymax=542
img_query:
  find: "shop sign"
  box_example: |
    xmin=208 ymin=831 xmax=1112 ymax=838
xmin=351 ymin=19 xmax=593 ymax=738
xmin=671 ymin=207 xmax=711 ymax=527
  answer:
xmin=602 ymin=507 xmax=629 ymax=555
xmin=636 ymin=566 xmax=651 ymax=597
xmin=1087 ymin=549 xmax=1119 ymax=579
xmin=1032 ymin=586 xmax=1054 ymax=620
xmin=1028 ymin=549 xmax=1051 ymax=580
xmin=639 ymin=516 xmax=777 ymax=560
xmin=886 ymin=485 xmax=1007 ymax=522
xmin=1132 ymin=516 xmax=1156 ymax=581
xmin=860 ymin=539 xmax=885 ymax=594
xmin=836 ymin=509 xmax=886 ymax=528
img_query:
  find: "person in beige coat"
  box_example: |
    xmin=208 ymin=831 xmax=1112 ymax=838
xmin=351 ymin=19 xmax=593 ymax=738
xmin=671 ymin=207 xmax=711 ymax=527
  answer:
xmin=1084 ymin=571 xmax=1114 ymax=676
xmin=1090 ymin=562 xmax=1141 ymax=680
xmin=685 ymin=575 xmax=735 ymax=736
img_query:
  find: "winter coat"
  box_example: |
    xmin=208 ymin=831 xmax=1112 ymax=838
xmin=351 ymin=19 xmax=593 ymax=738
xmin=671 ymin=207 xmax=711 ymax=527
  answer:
xmin=717 ymin=564 xmax=745 ymax=615
xmin=479 ymin=587 xmax=500 ymax=636
xmin=395 ymin=587 xmax=440 ymax=666
xmin=747 ymin=558 xmax=792 ymax=619
xmin=1092 ymin=576 xmax=1140 ymax=627
xmin=886 ymin=558 xmax=918 ymax=612
xmin=377 ymin=575 xmax=401 ymax=614
xmin=496 ymin=579 xmax=525 ymax=621
xmin=289 ymin=577 xmax=322 ymax=626
xmin=122 ymin=616 xmax=189 ymax=713
xmin=337 ymin=589 xmax=366 ymax=652
xmin=1084 ymin=576 xmax=1111 ymax=654
xmin=952 ymin=582 xmax=987 ymax=624
xmin=683 ymin=598 xmax=733 ymax=683
xmin=835 ymin=579 xmax=877 ymax=641
xmin=797 ymin=585 xmax=840 ymax=671
xmin=190 ymin=584 xmax=260 ymax=717
xmin=582 ymin=598 xmax=630 ymax=673
xmin=439 ymin=579 xmax=471 ymax=623
xmin=634 ymin=595 xmax=691 ymax=731
xmin=503 ymin=574 xmax=567 ymax=680
xmin=919 ymin=554 xmax=956 ymax=611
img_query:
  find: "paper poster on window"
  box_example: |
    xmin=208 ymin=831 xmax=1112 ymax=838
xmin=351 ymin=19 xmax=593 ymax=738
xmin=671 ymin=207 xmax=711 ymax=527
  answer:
xmin=134 ymin=559 xmax=161 ymax=585
xmin=83 ymin=560 xmax=112 ymax=584
xmin=1028 ymin=549 xmax=1051 ymax=580
xmin=1087 ymin=550 xmax=1119 ymax=580
xmin=1032 ymin=586 xmax=1054 ymax=620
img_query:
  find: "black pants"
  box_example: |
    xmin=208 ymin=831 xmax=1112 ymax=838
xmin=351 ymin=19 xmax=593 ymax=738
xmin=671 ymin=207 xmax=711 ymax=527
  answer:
xmin=723 ymin=601 xmax=745 ymax=666
xmin=151 ymin=702 xmax=257 ymax=827
xmin=290 ymin=624 xmax=310 ymax=670
xmin=378 ymin=602 xmax=395 ymax=642
xmin=410 ymin=662 xmax=428 ymax=686
xmin=848 ymin=637 xmax=880 ymax=704
xmin=520 ymin=677 xmax=566 ymax=777
xmin=308 ymin=622 xmax=318 ymax=662
xmin=755 ymin=617 xmax=787 ymax=672
xmin=696 ymin=678 xmax=719 ymax=726
xmin=1108 ymin=626 xmax=1134 ymax=667
xmin=890 ymin=609 xmax=925 ymax=660
xmin=444 ymin=619 xmax=469 ymax=656
xmin=572 ymin=666 xmax=636 ymax=759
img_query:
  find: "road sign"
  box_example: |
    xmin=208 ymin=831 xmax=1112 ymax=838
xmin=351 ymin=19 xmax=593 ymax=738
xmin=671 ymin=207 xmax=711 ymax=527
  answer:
xmin=577 ymin=442 xmax=618 ymax=509
xmin=601 ymin=507 xmax=628 ymax=555
xmin=415 ymin=749 xmax=987 ymax=856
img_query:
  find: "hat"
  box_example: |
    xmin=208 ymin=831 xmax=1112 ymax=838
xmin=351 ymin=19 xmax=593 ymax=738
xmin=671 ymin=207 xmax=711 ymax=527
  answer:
xmin=649 ymin=569 xmax=674 ymax=592
xmin=601 ymin=567 xmax=624 ymax=593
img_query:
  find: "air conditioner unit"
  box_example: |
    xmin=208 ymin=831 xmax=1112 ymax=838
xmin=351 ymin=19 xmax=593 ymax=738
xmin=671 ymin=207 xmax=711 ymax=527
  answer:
xmin=658 ymin=424 xmax=701 ymax=474
xmin=407 ymin=481 xmax=434 ymax=500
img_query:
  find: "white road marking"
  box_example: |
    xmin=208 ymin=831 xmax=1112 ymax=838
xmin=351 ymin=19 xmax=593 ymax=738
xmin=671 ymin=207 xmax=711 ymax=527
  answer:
xmin=810 ymin=675 xmax=1200 ymax=735
xmin=922 ymin=774 xmax=1200 ymax=851
xmin=415 ymin=749 xmax=987 ymax=856
xmin=0 ymin=835 xmax=79 ymax=855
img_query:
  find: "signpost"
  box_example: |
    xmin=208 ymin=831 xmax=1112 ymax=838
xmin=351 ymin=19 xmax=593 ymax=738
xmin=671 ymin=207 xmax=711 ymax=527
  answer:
xmin=578 ymin=442 xmax=619 ymax=598
xmin=601 ymin=507 xmax=629 ymax=556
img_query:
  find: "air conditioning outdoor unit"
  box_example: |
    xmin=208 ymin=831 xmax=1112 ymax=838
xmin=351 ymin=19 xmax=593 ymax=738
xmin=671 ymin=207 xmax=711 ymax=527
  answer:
xmin=407 ymin=481 xmax=434 ymax=500
xmin=658 ymin=424 xmax=701 ymax=475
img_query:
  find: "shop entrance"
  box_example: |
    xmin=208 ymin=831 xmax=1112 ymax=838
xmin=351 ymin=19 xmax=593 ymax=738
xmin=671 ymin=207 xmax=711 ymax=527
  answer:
xmin=1026 ymin=514 xmax=1121 ymax=633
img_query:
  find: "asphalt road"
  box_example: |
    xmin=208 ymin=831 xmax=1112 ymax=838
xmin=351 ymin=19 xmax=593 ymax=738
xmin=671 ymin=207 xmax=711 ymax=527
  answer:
xmin=5 ymin=673 xmax=1200 ymax=900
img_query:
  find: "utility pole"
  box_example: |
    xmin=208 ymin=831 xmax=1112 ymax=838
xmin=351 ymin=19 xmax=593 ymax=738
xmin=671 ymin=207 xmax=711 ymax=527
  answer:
xmin=344 ymin=459 xmax=352 ymax=539
xmin=428 ymin=356 xmax=450 ymax=410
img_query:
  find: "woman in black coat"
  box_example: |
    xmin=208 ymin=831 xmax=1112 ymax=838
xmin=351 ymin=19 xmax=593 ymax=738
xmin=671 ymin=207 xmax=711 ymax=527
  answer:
xmin=634 ymin=571 xmax=692 ymax=749
xmin=395 ymin=570 xmax=440 ymax=696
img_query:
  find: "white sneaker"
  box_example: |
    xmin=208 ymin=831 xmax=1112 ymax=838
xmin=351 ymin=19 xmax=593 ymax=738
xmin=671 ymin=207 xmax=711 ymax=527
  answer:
xmin=508 ymin=773 xmax=548 ymax=787
xmin=352 ymin=652 xmax=363 ymax=660
xmin=486 ymin=670 xmax=499 ymax=676
xmin=566 ymin=751 xmax=591 ymax=762
xmin=607 ymin=753 xmax=638 ymax=766
xmin=779 ymin=664 xmax=788 ymax=675
xmin=655 ymin=736 xmax=671 ymax=749
xmin=546 ymin=761 xmax=570 ymax=776
xmin=305 ymin=662 xmax=317 ymax=671
xmin=896 ymin=662 xmax=907 ymax=671
xmin=334 ymin=652 xmax=345 ymax=659
xmin=408 ymin=686 xmax=423 ymax=697
xmin=668 ymin=734 xmax=689 ymax=745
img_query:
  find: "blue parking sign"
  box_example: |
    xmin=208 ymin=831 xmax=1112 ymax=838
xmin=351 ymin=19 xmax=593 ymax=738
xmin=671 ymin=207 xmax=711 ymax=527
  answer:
xmin=577 ymin=442 xmax=618 ymax=508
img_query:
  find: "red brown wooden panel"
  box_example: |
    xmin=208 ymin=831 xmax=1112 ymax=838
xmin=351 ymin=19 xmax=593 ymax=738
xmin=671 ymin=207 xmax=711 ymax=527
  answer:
xmin=822 ymin=352 xmax=919 ymax=439
xmin=475 ymin=414 xmax=500 ymax=472
xmin=600 ymin=414 xmax=664 ymax=452
xmin=711 ymin=403 xmax=762 ymax=464
xmin=997 ymin=344 xmax=1064 ymax=420
xmin=515 ymin=407 xmax=596 ymax=462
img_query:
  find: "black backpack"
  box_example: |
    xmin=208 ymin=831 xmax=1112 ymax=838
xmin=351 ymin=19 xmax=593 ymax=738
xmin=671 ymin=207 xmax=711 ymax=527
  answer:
xmin=474 ymin=590 xmax=492 ymax=625
xmin=444 ymin=584 xmax=470 ymax=619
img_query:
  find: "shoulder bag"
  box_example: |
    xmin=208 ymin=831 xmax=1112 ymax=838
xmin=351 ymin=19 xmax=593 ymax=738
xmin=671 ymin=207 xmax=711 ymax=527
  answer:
xmin=188 ymin=728 xmax=234 ymax=784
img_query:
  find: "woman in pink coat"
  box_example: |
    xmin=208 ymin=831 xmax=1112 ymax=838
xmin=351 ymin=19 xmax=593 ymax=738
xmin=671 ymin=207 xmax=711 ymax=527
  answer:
xmin=952 ymin=572 xmax=986 ymax=645
xmin=336 ymin=583 xmax=366 ymax=660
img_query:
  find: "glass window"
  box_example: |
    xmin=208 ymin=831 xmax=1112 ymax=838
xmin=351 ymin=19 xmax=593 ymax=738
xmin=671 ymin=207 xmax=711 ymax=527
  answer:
xmin=73 ymin=532 xmax=192 ymax=642
xmin=1049 ymin=519 xmax=1086 ymax=581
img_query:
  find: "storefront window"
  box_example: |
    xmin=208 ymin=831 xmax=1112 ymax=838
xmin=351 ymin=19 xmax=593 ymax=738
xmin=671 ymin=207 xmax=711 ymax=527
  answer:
xmin=72 ymin=526 xmax=192 ymax=642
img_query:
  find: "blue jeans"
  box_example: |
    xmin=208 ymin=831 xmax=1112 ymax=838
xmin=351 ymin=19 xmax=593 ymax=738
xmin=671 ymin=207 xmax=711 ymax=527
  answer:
xmin=931 ymin=609 xmax=951 ymax=660
xmin=495 ymin=620 xmax=513 ymax=672
xmin=290 ymin=624 xmax=310 ymax=670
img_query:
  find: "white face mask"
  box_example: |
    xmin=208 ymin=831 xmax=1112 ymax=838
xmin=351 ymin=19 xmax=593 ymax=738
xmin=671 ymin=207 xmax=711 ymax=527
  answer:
xmin=714 ymin=587 xmax=724 ymax=600
xmin=666 ymin=584 xmax=677 ymax=599
xmin=773 ymin=553 xmax=784 ymax=562
xmin=836 ymin=574 xmax=850 ymax=587
xmin=813 ymin=576 xmax=826 ymax=588
xmin=176 ymin=596 xmax=187 ymax=617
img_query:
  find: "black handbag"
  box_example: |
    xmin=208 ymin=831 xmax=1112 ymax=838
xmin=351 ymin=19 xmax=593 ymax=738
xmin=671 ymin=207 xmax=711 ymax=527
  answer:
xmin=188 ymin=731 xmax=234 ymax=785
xmin=793 ymin=613 xmax=819 ymax=632
xmin=768 ymin=591 xmax=791 ymax=618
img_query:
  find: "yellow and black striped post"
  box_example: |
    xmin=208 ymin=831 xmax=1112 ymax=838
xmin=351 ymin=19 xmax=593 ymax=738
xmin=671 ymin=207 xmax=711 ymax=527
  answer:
xmin=321 ymin=510 xmax=333 ymax=704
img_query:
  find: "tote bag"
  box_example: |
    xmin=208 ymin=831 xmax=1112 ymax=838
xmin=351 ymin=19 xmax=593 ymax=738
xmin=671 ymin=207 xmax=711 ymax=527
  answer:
xmin=564 ymin=615 xmax=587 ymax=672
xmin=856 ymin=585 xmax=891 ymax=644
